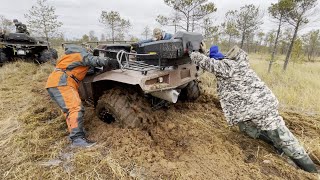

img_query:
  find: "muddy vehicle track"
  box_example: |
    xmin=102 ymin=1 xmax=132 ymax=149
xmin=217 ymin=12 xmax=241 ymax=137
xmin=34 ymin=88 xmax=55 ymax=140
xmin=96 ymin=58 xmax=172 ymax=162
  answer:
xmin=96 ymin=87 xmax=159 ymax=129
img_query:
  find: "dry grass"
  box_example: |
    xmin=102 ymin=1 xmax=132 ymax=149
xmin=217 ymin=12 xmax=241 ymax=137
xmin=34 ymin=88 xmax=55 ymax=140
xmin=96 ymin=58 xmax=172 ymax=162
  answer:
xmin=249 ymin=53 xmax=320 ymax=115
xmin=0 ymin=56 xmax=319 ymax=179
xmin=0 ymin=61 xmax=67 ymax=179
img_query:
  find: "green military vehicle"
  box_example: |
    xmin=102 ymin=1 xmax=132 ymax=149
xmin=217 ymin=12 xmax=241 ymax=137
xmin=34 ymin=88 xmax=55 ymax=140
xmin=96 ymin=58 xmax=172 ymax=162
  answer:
xmin=0 ymin=32 xmax=58 ymax=65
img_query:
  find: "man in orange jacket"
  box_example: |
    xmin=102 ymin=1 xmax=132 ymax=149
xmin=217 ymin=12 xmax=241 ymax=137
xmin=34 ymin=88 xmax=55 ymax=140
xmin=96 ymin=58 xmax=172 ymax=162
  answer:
xmin=46 ymin=44 xmax=119 ymax=147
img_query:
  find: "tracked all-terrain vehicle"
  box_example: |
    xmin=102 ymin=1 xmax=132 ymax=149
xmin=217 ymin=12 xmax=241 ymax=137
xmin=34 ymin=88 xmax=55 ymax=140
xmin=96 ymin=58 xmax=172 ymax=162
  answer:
xmin=79 ymin=31 xmax=204 ymax=128
xmin=0 ymin=32 xmax=58 ymax=65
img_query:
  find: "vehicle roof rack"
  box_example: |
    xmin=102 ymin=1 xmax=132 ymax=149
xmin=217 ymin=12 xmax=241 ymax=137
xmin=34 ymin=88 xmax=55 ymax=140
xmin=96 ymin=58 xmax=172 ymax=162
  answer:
xmin=97 ymin=49 xmax=164 ymax=75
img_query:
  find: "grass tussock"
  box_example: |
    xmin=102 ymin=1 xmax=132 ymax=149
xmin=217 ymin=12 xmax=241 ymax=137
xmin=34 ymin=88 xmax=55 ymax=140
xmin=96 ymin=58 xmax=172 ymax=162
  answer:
xmin=0 ymin=58 xmax=319 ymax=179
xmin=0 ymin=61 xmax=67 ymax=179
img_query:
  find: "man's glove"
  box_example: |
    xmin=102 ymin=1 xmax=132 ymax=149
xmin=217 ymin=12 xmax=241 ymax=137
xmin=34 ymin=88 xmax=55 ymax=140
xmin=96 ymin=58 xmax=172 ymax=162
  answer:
xmin=104 ymin=58 xmax=120 ymax=70
xmin=131 ymin=43 xmax=139 ymax=51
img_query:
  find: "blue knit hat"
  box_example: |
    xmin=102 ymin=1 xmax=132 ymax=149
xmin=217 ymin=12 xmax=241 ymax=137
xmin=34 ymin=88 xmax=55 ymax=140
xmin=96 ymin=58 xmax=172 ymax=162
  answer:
xmin=209 ymin=45 xmax=224 ymax=60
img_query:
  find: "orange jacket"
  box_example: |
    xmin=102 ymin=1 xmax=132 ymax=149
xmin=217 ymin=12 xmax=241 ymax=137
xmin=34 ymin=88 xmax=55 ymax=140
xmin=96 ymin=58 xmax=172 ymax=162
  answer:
xmin=46 ymin=45 xmax=110 ymax=89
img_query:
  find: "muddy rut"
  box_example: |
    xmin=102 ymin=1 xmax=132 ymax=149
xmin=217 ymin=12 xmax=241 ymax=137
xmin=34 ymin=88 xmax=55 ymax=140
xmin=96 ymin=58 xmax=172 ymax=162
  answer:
xmin=83 ymin=93 xmax=319 ymax=179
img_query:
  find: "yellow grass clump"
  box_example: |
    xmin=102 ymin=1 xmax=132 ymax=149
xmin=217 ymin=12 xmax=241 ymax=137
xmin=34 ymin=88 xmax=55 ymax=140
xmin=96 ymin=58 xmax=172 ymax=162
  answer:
xmin=249 ymin=54 xmax=320 ymax=115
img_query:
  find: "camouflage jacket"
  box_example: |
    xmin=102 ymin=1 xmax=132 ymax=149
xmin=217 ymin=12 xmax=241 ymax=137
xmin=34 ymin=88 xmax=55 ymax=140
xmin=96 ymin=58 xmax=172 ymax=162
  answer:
xmin=190 ymin=46 xmax=283 ymax=130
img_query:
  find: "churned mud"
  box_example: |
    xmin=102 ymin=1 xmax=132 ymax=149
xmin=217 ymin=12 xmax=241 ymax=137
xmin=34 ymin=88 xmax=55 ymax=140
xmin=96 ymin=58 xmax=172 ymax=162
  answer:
xmin=81 ymin=93 xmax=319 ymax=179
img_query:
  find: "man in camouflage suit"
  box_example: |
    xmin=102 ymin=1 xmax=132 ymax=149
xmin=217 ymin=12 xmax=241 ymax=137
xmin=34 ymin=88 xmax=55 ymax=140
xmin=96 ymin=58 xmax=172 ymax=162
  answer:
xmin=13 ymin=19 xmax=29 ymax=35
xmin=190 ymin=46 xmax=318 ymax=173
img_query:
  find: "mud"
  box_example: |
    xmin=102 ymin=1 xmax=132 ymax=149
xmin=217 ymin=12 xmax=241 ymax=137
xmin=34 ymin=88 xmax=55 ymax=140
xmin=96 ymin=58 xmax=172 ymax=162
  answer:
xmin=82 ymin=94 xmax=319 ymax=179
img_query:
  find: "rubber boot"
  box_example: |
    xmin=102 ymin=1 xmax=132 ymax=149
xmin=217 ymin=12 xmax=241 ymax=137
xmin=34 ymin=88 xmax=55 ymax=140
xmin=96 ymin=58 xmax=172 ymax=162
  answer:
xmin=259 ymin=131 xmax=283 ymax=155
xmin=266 ymin=125 xmax=318 ymax=173
xmin=72 ymin=137 xmax=96 ymax=148
xmin=292 ymin=155 xmax=318 ymax=173
xmin=258 ymin=131 xmax=273 ymax=145
xmin=239 ymin=122 xmax=271 ymax=144
xmin=238 ymin=122 xmax=282 ymax=154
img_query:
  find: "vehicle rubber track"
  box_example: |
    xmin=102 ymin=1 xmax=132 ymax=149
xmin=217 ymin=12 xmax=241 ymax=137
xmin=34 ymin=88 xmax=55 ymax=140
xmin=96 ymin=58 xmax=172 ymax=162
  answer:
xmin=96 ymin=87 xmax=154 ymax=128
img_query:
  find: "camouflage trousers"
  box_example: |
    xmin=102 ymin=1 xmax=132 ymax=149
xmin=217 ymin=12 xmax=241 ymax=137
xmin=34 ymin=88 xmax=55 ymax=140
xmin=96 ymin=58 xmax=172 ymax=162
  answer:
xmin=238 ymin=121 xmax=306 ymax=159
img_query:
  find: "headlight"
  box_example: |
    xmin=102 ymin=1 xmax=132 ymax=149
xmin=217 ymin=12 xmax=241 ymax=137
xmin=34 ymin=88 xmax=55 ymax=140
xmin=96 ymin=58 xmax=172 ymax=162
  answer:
xmin=158 ymin=77 xmax=163 ymax=83
xmin=145 ymin=75 xmax=169 ymax=85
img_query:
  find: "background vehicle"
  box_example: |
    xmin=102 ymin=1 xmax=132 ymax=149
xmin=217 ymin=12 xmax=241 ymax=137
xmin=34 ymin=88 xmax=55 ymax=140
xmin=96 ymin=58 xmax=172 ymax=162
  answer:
xmin=0 ymin=32 xmax=58 ymax=65
xmin=79 ymin=31 xmax=204 ymax=128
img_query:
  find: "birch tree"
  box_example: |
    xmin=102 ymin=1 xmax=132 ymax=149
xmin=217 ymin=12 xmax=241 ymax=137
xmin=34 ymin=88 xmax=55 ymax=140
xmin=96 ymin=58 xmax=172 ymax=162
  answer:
xmin=226 ymin=4 xmax=263 ymax=49
xmin=0 ymin=15 xmax=13 ymax=32
xmin=282 ymin=0 xmax=318 ymax=71
xmin=141 ymin=26 xmax=151 ymax=40
xmin=158 ymin=0 xmax=216 ymax=32
xmin=99 ymin=11 xmax=131 ymax=43
xmin=24 ymin=0 xmax=62 ymax=43
xmin=268 ymin=0 xmax=293 ymax=72
xmin=156 ymin=11 xmax=182 ymax=33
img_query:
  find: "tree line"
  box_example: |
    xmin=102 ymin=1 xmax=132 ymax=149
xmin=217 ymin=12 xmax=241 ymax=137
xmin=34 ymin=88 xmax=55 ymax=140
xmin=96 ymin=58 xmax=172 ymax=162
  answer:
xmin=0 ymin=0 xmax=319 ymax=71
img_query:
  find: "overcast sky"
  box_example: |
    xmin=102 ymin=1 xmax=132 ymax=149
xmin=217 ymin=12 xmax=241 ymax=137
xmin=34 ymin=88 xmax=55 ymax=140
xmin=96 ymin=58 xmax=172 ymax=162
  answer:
xmin=1 ymin=0 xmax=319 ymax=40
